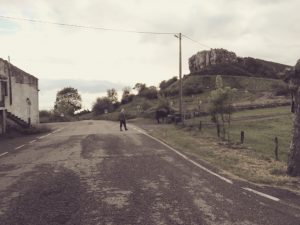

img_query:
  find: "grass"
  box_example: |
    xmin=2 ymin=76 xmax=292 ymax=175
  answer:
xmin=1 ymin=124 xmax=52 ymax=139
xmin=132 ymin=106 xmax=300 ymax=192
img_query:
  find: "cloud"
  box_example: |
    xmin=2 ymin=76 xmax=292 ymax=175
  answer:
xmin=1 ymin=0 xmax=300 ymax=109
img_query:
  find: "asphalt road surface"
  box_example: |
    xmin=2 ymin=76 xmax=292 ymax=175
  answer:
xmin=0 ymin=120 xmax=300 ymax=225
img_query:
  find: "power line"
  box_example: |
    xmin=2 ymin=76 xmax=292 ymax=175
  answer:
xmin=0 ymin=15 xmax=176 ymax=35
xmin=182 ymin=34 xmax=211 ymax=49
xmin=0 ymin=15 xmax=213 ymax=49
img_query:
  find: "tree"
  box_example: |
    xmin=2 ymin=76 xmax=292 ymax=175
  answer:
xmin=287 ymin=59 xmax=300 ymax=176
xmin=208 ymin=75 xmax=235 ymax=141
xmin=140 ymin=86 xmax=158 ymax=99
xmin=133 ymin=83 xmax=146 ymax=95
xmin=92 ymin=97 xmax=113 ymax=115
xmin=159 ymin=76 xmax=178 ymax=90
xmin=107 ymin=88 xmax=118 ymax=104
xmin=121 ymin=86 xmax=134 ymax=104
xmin=54 ymin=87 xmax=82 ymax=116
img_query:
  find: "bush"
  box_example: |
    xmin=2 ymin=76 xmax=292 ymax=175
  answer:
xmin=92 ymin=97 xmax=114 ymax=115
xmin=10 ymin=124 xmax=52 ymax=135
xmin=121 ymin=94 xmax=135 ymax=104
xmin=141 ymin=100 xmax=152 ymax=111
xmin=162 ymin=87 xmax=179 ymax=97
xmin=271 ymin=83 xmax=289 ymax=96
xmin=183 ymin=80 xmax=204 ymax=95
xmin=159 ymin=76 xmax=178 ymax=90
xmin=183 ymin=84 xmax=204 ymax=95
xmin=39 ymin=110 xmax=52 ymax=118
xmin=140 ymin=86 xmax=158 ymax=99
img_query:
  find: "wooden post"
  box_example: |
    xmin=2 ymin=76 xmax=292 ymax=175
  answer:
xmin=274 ymin=136 xmax=279 ymax=161
xmin=241 ymin=131 xmax=245 ymax=144
xmin=199 ymin=121 xmax=202 ymax=131
xmin=217 ymin=123 xmax=220 ymax=137
xmin=8 ymin=56 xmax=12 ymax=105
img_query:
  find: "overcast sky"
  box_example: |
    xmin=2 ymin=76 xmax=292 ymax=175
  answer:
xmin=0 ymin=0 xmax=299 ymax=109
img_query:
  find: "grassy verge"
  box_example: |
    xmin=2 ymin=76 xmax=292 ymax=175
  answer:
xmin=131 ymin=106 xmax=300 ymax=193
xmin=1 ymin=124 xmax=53 ymax=139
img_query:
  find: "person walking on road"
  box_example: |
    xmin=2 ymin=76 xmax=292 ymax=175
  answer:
xmin=119 ymin=108 xmax=128 ymax=131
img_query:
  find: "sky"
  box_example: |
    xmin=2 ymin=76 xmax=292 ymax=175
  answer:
xmin=0 ymin=0 xmax=299 ymax=110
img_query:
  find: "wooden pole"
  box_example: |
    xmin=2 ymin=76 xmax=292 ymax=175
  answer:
xmin=179 ymin=33 xmax=183 ymax=124
xmin=241 ymin=131 xmax=245 ymax=144
xmin=274 ymin=136 xmax=279 ymax=161
xmin=8 ymin=56 xmax=12 ymax=105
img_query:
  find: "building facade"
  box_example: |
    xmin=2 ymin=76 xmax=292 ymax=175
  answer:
xmin=0 ymin=58 xmax=39 ymax=134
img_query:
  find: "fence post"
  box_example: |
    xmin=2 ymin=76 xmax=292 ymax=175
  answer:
xmin=217 ymin=124 xmax=220 ymax=137
xmin=241 ymin=131 xmax=244 ymax=144
xmin=199 ymin=121 xmax=202 ymax=131
xmin=274 ymin=136 xmax=279 ymax=161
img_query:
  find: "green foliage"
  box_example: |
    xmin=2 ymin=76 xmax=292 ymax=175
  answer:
xmin=39 ymin=110 xmax=52 ymax=118
xmin=54 ymin=87 xmax=82 ymax=116
xmin=107 ymin=88 xmax=118 ymax=104
xmin=133 ymin=83 xmax=158 ymax=99
xmin=157 ymin=96 xmax=172 ymax=112
xmin=121 ymin=86 xmax=134 ymax=104
xmin=140 ymin=86 xmax=158 ymax=99
xmin=209 ymin=75 xmax=236 ymax=140
xmin=162 ymin=87 xmax=179 ymax=97
xmin=9 ymin=124 xmax=52 ymax=135
xmin=140 ymin=100 xmax=152 ymax=111
xmin=271 ymin=82 xmax=289 ymax=96
xmin=133 ymin=83 xmax=146 ymax=94
xmin=183 ymin=82 xmax=204 ymax=96
xmin=92 ymin=97 xmax=114 ymax=115
xmin=159 ymin=76 xmax=178 ymax=90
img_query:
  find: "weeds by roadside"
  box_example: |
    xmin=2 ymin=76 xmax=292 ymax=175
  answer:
xmin=1 ymin=125 xmax=53 ymax=139
xmin=131 ymin=113 xmax=300 ymax=193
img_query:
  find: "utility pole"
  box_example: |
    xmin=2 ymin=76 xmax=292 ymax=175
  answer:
xmin=175 ymin=33 xmax=183 ymax=123
xmin=8 ymin=56 xmax=12 ymax=105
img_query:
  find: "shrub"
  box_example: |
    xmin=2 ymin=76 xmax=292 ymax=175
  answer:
xmin=271 ymin=83 xmax=289 ymax=96
xmin=140 ymin=86 xmax=158 ymax=99
xmin=183 ymin=84 xmax=204 ymax=95
xmin=39 ymin=110 xmax=52 ymax=118
xmin=159 ymin=76 xmax=178 ymax=90
xmin=92 ymin=97 xmax=114 ymax=115
xmin=12 ymin=124 xmax=52 ymax=135
xmin=121 ymin=94 xmax=134 ymax=104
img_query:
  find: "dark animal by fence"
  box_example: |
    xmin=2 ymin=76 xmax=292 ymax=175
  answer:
xmin=156 ymin=108 xmax=169 ymax=123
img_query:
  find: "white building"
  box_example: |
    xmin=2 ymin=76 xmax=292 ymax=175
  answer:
xmin=0 ymin=58 xmax=39 ymax=134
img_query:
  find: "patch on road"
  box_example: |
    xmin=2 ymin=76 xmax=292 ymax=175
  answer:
xmin=0 ymin=164 xmax=18 ymax=172
xmin=36 ymin=135 xmax=82 ymax=151
xmin=81 ymin=134 xmax=125 ymax=159
xmin=0 ymin=164 xmax=82 ymax=225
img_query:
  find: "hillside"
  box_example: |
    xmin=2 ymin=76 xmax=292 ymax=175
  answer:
xmin=161 ymin=75 xmax=290 ymax=112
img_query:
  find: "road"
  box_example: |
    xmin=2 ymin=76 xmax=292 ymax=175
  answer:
xmin=0 ymin=120 xmax=300 ymax=225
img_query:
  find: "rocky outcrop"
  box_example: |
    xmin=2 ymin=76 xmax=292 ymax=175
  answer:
xmin=188 ymin=48 xmax=292 ymax=79
xmin=189 ymin=49 xmax=238 ymax=73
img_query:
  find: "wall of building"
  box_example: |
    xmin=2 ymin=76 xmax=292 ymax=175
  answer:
xmin=0 ymin=58 xmax=39 ymax=126
xmin=6 ymin=76 xmax=39 ymax=124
